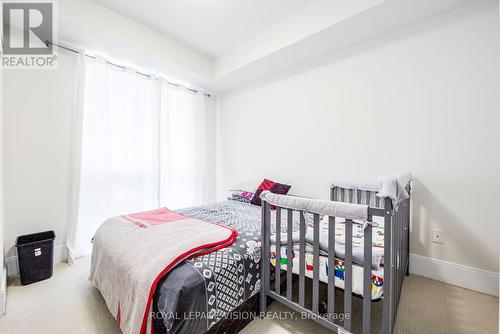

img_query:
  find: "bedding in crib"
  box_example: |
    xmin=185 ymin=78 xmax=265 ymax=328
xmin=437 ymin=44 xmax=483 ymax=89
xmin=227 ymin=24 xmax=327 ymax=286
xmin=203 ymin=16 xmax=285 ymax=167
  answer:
xmin=270 ymin=245 xmax=384 ymax=300
xmin=269 ymin=220 xmax=385 ymax=300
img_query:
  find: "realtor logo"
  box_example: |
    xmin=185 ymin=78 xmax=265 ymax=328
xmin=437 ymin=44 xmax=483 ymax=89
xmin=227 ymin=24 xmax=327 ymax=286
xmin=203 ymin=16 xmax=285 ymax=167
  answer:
xmin=1 ymin=0 xmax=58 ymax=69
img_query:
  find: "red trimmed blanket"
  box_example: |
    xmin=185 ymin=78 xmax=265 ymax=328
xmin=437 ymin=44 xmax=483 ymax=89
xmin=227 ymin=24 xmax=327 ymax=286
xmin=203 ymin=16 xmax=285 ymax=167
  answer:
xmin=89 ymin=208 xmax=237 ymax=334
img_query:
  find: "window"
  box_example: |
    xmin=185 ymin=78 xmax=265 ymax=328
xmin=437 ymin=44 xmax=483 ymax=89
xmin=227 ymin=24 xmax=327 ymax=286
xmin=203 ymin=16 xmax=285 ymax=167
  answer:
xmin=68 ymin=55 xmax=216 ymax=258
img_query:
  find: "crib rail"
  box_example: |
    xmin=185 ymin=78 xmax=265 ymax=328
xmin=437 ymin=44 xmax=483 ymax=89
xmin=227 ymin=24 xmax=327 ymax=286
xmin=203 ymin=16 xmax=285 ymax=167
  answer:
xmin=330 ymin=187 xmax=385 ymax=208
xmin=260 ymin=184 xmax=411 ymax=334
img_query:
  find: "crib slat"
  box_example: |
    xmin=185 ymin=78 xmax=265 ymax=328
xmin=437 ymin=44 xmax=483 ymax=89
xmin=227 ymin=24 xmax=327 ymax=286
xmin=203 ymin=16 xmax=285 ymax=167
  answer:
xmin=400 ymin=206 xmax=404 ymax=301
xmin=275 ymin=207 xmax=281 ymax=295
xmin=394 ymin=207 xmax=400 ymax=328
xmin=366 ymin=191 xmax=371 ymax=206
xmin=394 ymin=208 xmax=399 ymax=314
xmin=344 ymin=219 xmax=353 ymax=331
xmin=383 ymin=198 xmax=393 ymax=334
xmin=327 ymin=216 xmax=335 ymax=318
xmin=397 ymin=217 xmax=400 ymax=328
xmin=260 ymin=201 xmax=271 ymax=314
xmin=348 ymin=189 xmax=353 ymax=203
xmin=357 ymin=190 xmax=362 ymax=204
xmin=403 ymin=195 xmax=409 ymax=276
xmin=341 ymin=188 xmax=346 ymax=202
xmin=287 ymin=209 xmax=293 ymax=300
xmin=363 ymin=223 xmax=373 ymax=334
xmin=313 ymin=213 xmax=320 ymax=314
xmin=405 ymin=185 xmax=411 ymax=277
xmin=299 ymin=211 xmax=306 ymax=307
xmin=397 ymin=206 xmax=402 ymax=309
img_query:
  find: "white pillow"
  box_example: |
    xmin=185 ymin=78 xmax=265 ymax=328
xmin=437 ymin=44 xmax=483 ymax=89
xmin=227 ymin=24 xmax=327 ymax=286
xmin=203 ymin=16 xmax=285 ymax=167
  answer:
xmin=228 ymin=179 xmax=261 ymax=193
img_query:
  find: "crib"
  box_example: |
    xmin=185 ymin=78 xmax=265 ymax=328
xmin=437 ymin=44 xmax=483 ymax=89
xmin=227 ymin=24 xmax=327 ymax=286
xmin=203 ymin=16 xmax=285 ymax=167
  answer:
xmin=260 ymin=179 xmax=411 ymax=334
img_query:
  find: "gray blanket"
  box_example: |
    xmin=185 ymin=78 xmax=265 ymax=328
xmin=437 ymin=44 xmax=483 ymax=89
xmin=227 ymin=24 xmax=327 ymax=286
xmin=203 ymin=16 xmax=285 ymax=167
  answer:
xmin=155 ymin=200 xmax=300 ymax=334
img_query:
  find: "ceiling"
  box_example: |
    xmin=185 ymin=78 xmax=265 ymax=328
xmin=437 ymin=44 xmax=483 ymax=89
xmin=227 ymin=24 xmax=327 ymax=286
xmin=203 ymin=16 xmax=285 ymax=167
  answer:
xmin=84 ymin=0 xmax=480 ymax=93
xmin=91 ymin=0 xmax=313 ymax=58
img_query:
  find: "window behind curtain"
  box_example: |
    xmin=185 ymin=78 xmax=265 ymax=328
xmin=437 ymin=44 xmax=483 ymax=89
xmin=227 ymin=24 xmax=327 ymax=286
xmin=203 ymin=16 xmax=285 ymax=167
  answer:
xmin=72 ymin=56 xmax=216 ymax=258
xmin=159 ymin=85 xmax=216 ymax=209
xmin=74 ymin=58 xmax=159 ymax=256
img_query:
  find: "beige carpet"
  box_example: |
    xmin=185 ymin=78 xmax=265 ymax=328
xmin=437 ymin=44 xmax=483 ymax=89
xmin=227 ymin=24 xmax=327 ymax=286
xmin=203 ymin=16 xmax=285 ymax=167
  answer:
xmin=0 ymin=257 xmax=498 ymax=334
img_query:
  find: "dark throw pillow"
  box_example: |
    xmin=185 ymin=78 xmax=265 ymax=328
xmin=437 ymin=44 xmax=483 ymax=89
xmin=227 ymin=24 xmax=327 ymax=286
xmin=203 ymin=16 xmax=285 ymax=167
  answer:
xmin=250 ymin=178 xmax=291 ymax=207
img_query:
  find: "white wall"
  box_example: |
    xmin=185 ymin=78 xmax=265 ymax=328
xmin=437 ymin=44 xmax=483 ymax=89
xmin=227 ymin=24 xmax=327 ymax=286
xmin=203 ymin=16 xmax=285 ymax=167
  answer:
xmin=2 ymin=51 xmax=77 ymax=272
xmin=219 ymin=2 xmax=500 ymax=280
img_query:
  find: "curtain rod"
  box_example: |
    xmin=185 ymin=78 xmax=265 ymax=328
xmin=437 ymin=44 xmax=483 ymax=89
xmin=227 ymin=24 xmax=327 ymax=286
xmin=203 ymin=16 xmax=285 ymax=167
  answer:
xmin=45 ymin=40 xmax=213 ymax=98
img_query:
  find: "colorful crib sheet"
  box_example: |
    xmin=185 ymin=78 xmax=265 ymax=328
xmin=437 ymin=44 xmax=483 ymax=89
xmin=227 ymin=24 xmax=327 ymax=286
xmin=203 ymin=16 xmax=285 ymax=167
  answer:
xmin=269 ymin=220 xmax=385 ymax=300
xmin=270 ymin=246 xmax=384 ymax=299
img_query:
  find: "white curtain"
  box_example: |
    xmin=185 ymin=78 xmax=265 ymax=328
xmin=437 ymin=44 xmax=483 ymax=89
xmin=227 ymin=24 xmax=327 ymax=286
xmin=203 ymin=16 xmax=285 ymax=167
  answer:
xmin=68 ymin=54 xmax=216 ymax=259
xmin=159 ymin=85 xmax=215 ymax=209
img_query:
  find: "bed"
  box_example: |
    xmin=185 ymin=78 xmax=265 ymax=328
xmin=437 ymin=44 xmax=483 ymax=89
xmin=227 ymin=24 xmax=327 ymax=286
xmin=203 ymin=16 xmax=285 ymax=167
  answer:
xmin=91 ymin=175 xmax=411 ymax=334
xmin=91 ymin=190 xmax=302 ymax=334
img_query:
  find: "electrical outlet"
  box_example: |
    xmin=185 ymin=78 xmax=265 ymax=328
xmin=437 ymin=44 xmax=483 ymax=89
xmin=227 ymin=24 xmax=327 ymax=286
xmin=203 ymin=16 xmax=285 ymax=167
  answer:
xmin=432 ymin=229 xmax=443 ymax=244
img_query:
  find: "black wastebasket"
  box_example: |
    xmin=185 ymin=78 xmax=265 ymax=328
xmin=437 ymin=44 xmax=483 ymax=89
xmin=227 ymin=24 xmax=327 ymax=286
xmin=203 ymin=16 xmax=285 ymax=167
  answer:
xmin=15 ymin=231 xmax=55 ymax=285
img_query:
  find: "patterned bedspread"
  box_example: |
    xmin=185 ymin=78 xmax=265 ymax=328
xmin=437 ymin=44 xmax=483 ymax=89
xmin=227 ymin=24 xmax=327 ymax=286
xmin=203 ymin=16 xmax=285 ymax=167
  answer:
xmin=155 ymin=200 xmax=300 ymax=334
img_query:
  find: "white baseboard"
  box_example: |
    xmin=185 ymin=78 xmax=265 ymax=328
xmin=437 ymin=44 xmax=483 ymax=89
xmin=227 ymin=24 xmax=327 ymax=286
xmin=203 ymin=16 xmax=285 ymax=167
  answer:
xmin=409 ymin=254 xmax=499 ymax=297
xmin=6 ymin=244 xmax=68 ymax=278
